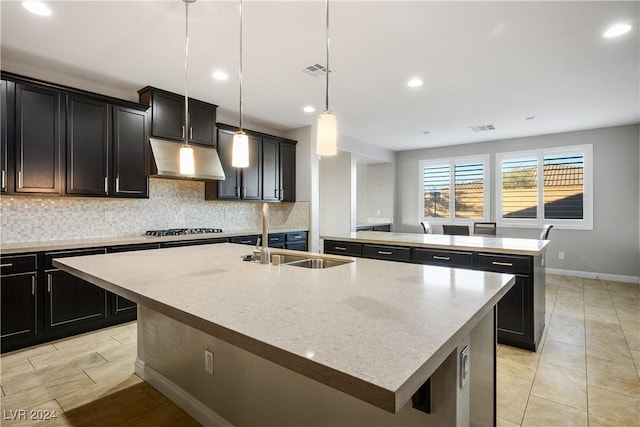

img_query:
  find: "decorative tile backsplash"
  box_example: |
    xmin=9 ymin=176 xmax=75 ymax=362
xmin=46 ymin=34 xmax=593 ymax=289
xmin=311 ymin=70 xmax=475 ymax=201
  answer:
xmin=0 ymin=178 xmax=309 ymax=243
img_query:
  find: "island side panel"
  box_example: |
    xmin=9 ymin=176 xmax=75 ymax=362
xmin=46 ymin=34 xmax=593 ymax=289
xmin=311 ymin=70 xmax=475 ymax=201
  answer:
xmin=135 ymin=305 xmax=467 ymax=427
xmin=533 ymin=253 xmax=546 ymax=350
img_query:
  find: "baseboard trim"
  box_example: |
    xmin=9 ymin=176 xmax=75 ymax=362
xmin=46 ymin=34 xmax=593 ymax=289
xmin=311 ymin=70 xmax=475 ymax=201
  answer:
xmin=134 ymin=358 xmax=232 ymax=427
xmin=546 ymin=268 xmax=639 ymax=284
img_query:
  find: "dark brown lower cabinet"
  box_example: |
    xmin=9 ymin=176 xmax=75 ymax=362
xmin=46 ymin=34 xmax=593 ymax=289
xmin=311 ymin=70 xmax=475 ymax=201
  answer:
xmin=1 ymin=273 xmax=37 ymax=341
xmin=496 ymin=275 xmax=530 ymax=344
xmin=44 ymin=248 xmax=108 ymax=333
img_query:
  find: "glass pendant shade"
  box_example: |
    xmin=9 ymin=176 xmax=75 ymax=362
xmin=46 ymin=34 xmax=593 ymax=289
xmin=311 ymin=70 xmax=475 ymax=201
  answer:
xmin=179 ymin=144 xmax=195 ymax=175
xmin=232 ymin=132 xmax=249 ymax=168
xmin=316 ymin=111 xmax=337 ymax=156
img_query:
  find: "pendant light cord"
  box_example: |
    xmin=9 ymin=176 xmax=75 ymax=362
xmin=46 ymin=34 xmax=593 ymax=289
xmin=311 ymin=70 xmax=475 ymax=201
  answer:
xmin=324 ymin=0 xmax=330 ymax=112
xmin=184 ymin=0 xmax=190 ymax=144
xmin=239 ymin=0 xmax=244 ymax=131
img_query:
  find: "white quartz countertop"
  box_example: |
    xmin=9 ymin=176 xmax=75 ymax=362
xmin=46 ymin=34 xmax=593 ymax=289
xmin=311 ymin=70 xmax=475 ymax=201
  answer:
xmin=322 ymin=231 xmax=549 ymax=255
xmin=0 ymin=228 xmax=307 ymax=255
xmin=53 ymin=243 xmax=515 ymax=413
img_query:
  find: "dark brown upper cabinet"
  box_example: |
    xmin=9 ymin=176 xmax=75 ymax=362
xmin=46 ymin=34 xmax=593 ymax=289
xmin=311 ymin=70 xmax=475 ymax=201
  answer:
xmin=1 ymin=79 xmax=11 ymax=193
xmin=14 ymin=82 xmax=64 ymax=194
xmin=205 ymin=124 xmax=296 ymax=202
xmin=66 ymin=95 xmax=110 ymax=196
xmin=138 ymin=86 xmax=217 ymax=147
xmin=112 ymin=105 xmax=149 ymax=197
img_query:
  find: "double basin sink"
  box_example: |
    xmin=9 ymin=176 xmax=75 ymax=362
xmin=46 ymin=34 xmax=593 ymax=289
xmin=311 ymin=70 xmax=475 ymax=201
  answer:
xmin=270 ymin=252 xmax=353 ymax=269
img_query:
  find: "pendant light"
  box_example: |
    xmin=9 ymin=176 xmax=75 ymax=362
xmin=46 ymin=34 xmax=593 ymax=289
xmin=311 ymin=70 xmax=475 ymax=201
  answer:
xmin=316 ymin=0 xmax=337 ymax=156
xmin=179 ymin=0 xmax=196 ymax=175
xmin=232 ymin=0 xmax=249 ymax=168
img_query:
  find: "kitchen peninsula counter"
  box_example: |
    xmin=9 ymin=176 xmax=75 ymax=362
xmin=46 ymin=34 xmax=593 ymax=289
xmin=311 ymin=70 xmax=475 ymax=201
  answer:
xmin=54 ymin=243 xmax=514 ymax=426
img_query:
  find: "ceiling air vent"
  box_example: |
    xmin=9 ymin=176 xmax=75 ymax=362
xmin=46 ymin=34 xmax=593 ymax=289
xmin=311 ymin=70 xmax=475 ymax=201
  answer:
xmin=302 ymin=63 xmax=328 ymax=77
xmin=470 ymin=124 xmax=496 ymax=132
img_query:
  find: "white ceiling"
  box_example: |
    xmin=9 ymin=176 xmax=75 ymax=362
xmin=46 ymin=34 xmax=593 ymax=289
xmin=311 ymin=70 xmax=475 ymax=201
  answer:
xmin=1 ymin=1 xmax=638 ymax=152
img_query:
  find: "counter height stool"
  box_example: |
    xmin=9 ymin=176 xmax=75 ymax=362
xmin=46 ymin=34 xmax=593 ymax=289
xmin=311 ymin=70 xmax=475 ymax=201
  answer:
xmin=442 ymin=225 xmax=470 ymax=236
xmin=473 ymin=222 xmax=497 ymax=236
xmin=420 ymin=221 xmax=433 ymax=234
xmin=539 ymin=224 xmax=553 ymax=240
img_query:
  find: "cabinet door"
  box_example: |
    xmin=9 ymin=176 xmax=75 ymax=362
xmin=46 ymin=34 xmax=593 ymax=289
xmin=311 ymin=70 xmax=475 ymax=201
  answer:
xmin=1 ymin=273 xmax=36 ymax=340
xmin=188 ymin=99 xmax=216 ymax=146
xmin=214 ymin=129 xmax=241 ymax=199
xmin=45 ymin=270 xmax=107 ymax=330
xmin=66 ymin=95 xmax=109 ymax=195
xmin=497 ymin=275 xmax=532 ymax=344
xmin=15 ymin=83 xmax=62 ymax=194
xmin=241 ymin=134 xmax=262 ymax=200
xmin=151 ymin=91 xmax=184 ymax=141
xmin=280 ymin=142 xmax=296 ymax=202
xmin=113 ymin=105 xmax=148 ymax=197
xmin=1 ymin=79 xmax=11 ymax=193
xmin=262 ymin=137 xmax=280 ymax=201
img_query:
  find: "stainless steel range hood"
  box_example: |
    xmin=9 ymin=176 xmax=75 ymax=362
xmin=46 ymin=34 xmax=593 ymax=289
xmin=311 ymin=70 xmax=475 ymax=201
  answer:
xmin=149 ymin=138 xmax=226 ymax=181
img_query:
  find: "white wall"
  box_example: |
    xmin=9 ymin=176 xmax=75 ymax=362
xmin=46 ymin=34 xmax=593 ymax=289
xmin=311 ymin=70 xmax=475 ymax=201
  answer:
xmin=319 ymin=151 xmax=354 ymax=236
xmin=395 ymin=125 xmax=640 ymax=279
xmin=356 ymin=166 xmax=368 ymax=224
xmin=366 ymin=163 xmax=394 ymax=222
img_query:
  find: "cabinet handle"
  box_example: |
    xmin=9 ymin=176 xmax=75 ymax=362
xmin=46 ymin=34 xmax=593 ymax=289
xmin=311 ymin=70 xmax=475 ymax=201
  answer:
xmin=104 ymin=177 xmax=108 ymax=194
xmin=492 ymin=261 xmax=514 ymax=267
xmin=334 ymin=246 xmax=347 ymax=251
xmin=18 ymin=170 xmax=23 ymax=189
xmin=182 ymin=126 xmax=186 ymax=139
xmin=378 ymin=251 xmax=393 ymax=255
xmin=279 ymin=189 xmax=283 ymax=200
xmin=433 ymin=256 xmax=450 ymax=261
xmin=189 ymin=127 xmax=193 ymax=140
xmin=240 ymin=240 xmax=251 ymax=244
xmin=235 ymin=186 xmax=240 ymax=197
xmin=47 ymin=274 xmax=52 ymax=293
xmin=1 ymin=263 xmax=13 ymax=268
xmin=115 ymin=176 xmax=120 ymax=193
xmin=242 ymin=187 xmax=246 ymax=198
xmin=274 ymin=189 xmax=278 ymax=199
xmin=1 ymin=170 xmax=6 ymax=190
xmin=31 ymin=276 xmax=35 ymax=295
xmin=292 ymin=235 xmax=301 ymax=239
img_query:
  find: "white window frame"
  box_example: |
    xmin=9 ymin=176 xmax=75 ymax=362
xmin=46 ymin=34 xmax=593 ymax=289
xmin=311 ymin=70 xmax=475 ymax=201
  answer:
xmin=419 ymin=154 xmax=490 ymax=224
xmin=496 ymin=144 xmax=593 ymax=230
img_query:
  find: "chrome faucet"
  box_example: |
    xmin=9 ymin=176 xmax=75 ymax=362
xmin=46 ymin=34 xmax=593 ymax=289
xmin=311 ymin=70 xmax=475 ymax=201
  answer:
xmin=260 ymin=202 xmax=270 ymax=264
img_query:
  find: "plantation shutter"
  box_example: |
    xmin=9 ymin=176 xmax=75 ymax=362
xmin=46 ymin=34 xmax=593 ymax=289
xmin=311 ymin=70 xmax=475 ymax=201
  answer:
xmin=423 ymin=164 xmax=450 ymax=218
xmin=501 ymin=157 xmax=538 ymax=219
xmin=543 ymin=153 xmax=584 ymax=219
xmin=454 ymin=162 xmax=484 ymax=218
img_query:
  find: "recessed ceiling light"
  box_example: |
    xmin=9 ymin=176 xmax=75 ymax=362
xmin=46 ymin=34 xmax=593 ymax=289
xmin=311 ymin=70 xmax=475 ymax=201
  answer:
xmin=407 ymin=78 xmax=423 ymax=88
xmin=422 ymin=131 xmax=431 ymax=135
xmin=22 ymin=1 xmax=52 ymax=16
xmin=212 ymin=70 xmax=229 ymax=81
xmin=303 ymin=106 xmax=315 ymax=113
xmin=525 ymin=116 xmax=536 ymax=120
xmin=603 ymin=23 xmax=632 ymax=38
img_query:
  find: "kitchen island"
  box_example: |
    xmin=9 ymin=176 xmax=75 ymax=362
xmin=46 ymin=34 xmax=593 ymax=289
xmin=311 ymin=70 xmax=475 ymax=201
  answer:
xmin=54 ymin=243 xmax=515 ymax=426
xmin=322 ymin=231 xmax=549 ymax=351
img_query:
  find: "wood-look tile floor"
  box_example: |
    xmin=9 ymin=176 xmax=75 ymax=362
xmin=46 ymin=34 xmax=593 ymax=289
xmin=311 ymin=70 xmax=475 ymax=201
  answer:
xmin=0 ymin=275 xmax=638 ymax=426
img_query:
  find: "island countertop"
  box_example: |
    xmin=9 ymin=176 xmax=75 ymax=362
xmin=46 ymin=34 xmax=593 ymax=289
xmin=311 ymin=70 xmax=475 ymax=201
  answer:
xmin=322 ymin=231 xmax=549 ymax=255
xmin=53 ymin=243 xmax=515 ymax=413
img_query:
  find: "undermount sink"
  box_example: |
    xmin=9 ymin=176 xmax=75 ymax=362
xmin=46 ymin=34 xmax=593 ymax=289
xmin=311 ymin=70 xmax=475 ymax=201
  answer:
xmin=270 ymin=253 xmax=353 ymax=269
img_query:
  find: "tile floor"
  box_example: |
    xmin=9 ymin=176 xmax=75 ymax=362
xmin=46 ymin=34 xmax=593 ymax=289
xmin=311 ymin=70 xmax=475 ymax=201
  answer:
xmin=0 ymin=274 xmax=638 ymax=426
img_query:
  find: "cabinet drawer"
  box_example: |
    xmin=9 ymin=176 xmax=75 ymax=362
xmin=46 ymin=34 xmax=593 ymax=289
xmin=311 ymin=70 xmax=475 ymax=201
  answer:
xmin=412 ymin=248 xmax=473 ymax=268
xmin=268 ymin=233 xmax=286 ymax=245
xmin=0 ymin=254 xmax=37 ymax=275
xmin=363 ymin=244 xmax=411 ymax=262
xmin=285 ymin=231 xmax=307 ymax=242
xmin=230 ymin=235 xmax=259 ymax=246
xmin=285 ymin=241 xmax=307 ymax=252
xmin=477 ymin=253 xmax=530 ymax=275
xmin=324 ymin=240 xmax=362 ymax=257
xmin=108 ymin=243 xmax=160 ymax=253
xmin=45 ymin=248 xmax=107 ymax=270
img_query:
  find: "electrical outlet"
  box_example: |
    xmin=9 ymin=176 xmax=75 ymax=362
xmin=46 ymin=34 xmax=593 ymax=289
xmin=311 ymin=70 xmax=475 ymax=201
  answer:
xmin=204 ymin=350 xmax=214 ymax=375
xmin=558 ymin=252 xmax=565 ymax=260
xmin=376 ymin=210 xmax=381 ymax=216
xmin=104 ymin=211 xmax=114 ymax=222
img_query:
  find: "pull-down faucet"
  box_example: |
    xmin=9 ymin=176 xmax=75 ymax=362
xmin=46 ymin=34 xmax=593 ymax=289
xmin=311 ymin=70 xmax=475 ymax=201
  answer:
xmin=260 ymin=203 xmax=270 ymax=264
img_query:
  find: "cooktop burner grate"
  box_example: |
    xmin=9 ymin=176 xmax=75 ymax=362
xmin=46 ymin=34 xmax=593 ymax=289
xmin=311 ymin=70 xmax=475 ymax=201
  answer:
xmin=145 ymin=228 xmax=223 ymax=237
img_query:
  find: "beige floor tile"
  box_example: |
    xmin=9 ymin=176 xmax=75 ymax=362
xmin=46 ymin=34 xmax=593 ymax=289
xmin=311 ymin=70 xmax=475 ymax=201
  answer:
xmin=126 ymin=399 xmax=200 ymax=427
xmin=539 ymin=339 xmax=585 ymax=372
xmin=587 ymin=354 xmax=640 ymax=398
xmin=547 ymin=321 xmax=585 ymax=347
xmin=552 ymin=304 xmax=585 ymax=320
xmin=546 ymin=274 xmax=562 ymax=285
xmin=56 ymin=373 xmax=143 ymax=412
xmin=497 ymin=371 xmax=532 ymax=425
xmin=84 ymin=351 xmax=137 ymax=385
xmin=583 ymin=295 xmax=613 ymax=310
xmin=631 ymin=350 xmax=640 ymax=376
xmin=0 ymin=357 xmax=35 ymax=380
xmin=561 ymin=276 xmax=584 ymax=286
xmin=110 ymin=327 xmax=137 ymax=345
xmin=586 ymin=318 xmax=626 ymax=342
xmin=622 ymin=324 xmax=640 ymax=351
xmin=531 ymin=362 xmax=587 ymax=411
xmin=0 ymin=343 xmax=57 ymax=365
xmin=498 ymin=345 xmax=540 ymax=382
xmin=586 ymin=335 xmax=634 ymax=366
xmin=28 ymin=338 xmax=113 ymax=370
xmin=588 ymin=385 xmax=640 ymax=426
xmin=521 ymin=395 xmax=587 ymax=427
xmin=497 ymin=416 xmax=521 ymax=427
xmin=50 ymin=327 xmax=118 ymax=351
xmin=97 ymin=340 xmax=137 ymax=363
xmin=584 ymin=306 xmax=620 ymax=323
xmin=582 ymin=278 xmax=607 ymax=290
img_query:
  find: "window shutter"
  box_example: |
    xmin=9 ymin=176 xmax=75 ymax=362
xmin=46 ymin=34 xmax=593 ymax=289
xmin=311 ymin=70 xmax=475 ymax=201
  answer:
xmin=423 ymin=164 xmax=450 ymax=218
xmin=501 ymin=157 xmax=538 ymax=219
xmin=543 ymin=153 xmax=584 ymax=219
xmin=454 ymin=162 xmax=484 ymax=218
